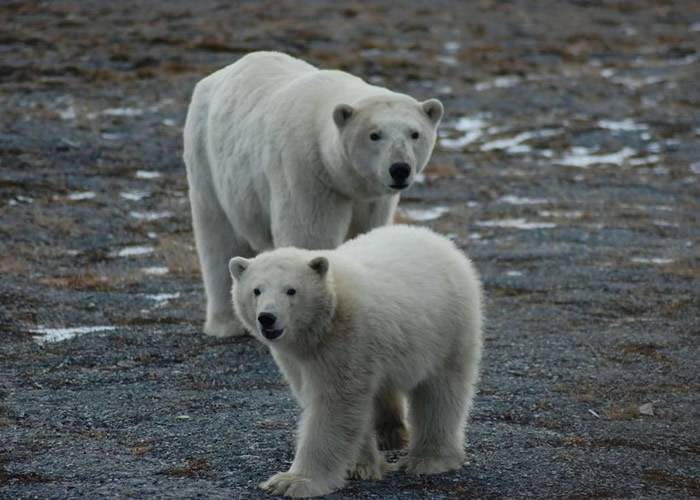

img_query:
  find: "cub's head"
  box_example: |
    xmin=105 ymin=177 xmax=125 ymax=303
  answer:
xmin=229 ymin=249 xmax=335 ymax=349
xmin=333 ymin=95 xmax=443 ymax=196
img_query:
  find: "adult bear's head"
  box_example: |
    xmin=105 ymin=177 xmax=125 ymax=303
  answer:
xmin=332 ymin=95 xmax=443 ymax=197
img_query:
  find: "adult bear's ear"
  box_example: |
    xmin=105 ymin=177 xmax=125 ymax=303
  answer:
xmin=229 ymin=257 xmax=249 ymax=281
xmin=308 ymin=256 xmax=329 ymax=276
xmin=421 ymin=98 xmax=444 ymax=125
xmin=333 ymin=104 xmax=354 ymax=128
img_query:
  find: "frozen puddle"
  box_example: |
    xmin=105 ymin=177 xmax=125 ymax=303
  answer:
xmin=476 ymin=218 xmax=557 ymax=230
xmin=439 ymin=116 xmax=488 ymax=151
xmin=135 ymin=170 xmax=162 ymax=179
xmin=142 ymin=266 xmax=169 ymax=275
xmin=67 ymin=191 xmax=96 ymax=201
xmin=144 ymin=292 xmax=180 ymax=307
xmin=129 ymin=211 xmax=173 ymax=221
xmin=121 ymin=190 xmax=150 ymax=201
xmin=111 ymin=245 xmax=155 ymax=257
xmin=403 ymin=206 xmax=450 ymax=222
xmin=32 ymin=325 xmax=117 ymax=345
xmin=556 ymin=147 xmax=636 ymax=168
xmin=498 ymin=195 xmax=548 ymax=205
xmin=631 ymin=257 xmax=674 ymax=265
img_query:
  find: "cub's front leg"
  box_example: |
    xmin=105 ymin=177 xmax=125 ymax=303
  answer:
xmin=261 ymin=393 xmax=373 ymax=498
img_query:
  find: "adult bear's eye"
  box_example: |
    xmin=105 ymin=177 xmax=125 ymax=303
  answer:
xmin=286 ymin=288 xmax=296 ymax=296
xmin=411 ymin=131 xmax=420 ymax=140
xmin=370 ymin=132 xmax=381 ymax=141
xmin=253 ymin=288 xmax=261 ymax=296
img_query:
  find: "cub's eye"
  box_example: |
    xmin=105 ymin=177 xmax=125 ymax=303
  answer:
xmin=253 ymin=288 xmax=261 ymax=296
xmin=286 ymin=288 xmax=296 ymax=296
xmin=411 ymin=131 xmax=420 ymax=140
xmin=370 ymin=132 xmax=381 ymax=141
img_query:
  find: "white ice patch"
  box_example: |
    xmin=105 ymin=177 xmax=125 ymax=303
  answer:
xmin=135 ymin=170 xmax=161 ymax=179
xmin=556 ymin=147 xmax=636 ymax=168
xmin=162 ymin=118 xmax=176 ymax=127
xmin=112 ymin=245 xmax=155 ymax=257
xmin=120 ymin=190 xmax=150 ymax=201
xmin=32 ymin=325 xmax=117 ymax=345
xmin=439 ymin=116 xmax=488 ymax=151
xmin=498 ymin=195 xmax=548 ymax=205
xmin=475 ymin=76 xmax=521 ymax=92
xmin=631 ymin=257 xmax=674 ymax=265
xmin=506 ymin=270 xmax=524 ymax=277
xmin=403 ymin=206 xmax=450 ymax=222
xmin=481 ymin=129 xmax=561 ymax=154
xmin=476 ymin=218 xmax=557 ymax=230
xmin=67 ymin=191 xmax=96 ymax=201
xmin=144 ymin=292 xmax=180 ymax=307
xmin=129 ymin=211 xmax=173 ymax=221
xmin=142 ymin=266 xmax=169 ymax=275
xmin=597 ymin=119 xmax=648 ymax=131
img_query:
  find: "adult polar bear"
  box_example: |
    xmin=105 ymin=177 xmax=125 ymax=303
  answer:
xmin=183 ymin=51 xmax=444 ymax=340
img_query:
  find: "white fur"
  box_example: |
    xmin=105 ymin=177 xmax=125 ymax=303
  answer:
xmin=230 ymin=225 xmax=483 ymax=498
xmin=183 ymin=51 xmax=443 ymax=338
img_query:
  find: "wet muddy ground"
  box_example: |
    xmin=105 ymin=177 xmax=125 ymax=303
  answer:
xmin=1 ymin=0 xmax=699 ymax=498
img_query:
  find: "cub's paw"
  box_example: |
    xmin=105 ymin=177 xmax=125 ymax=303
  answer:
xmin=203 ymin=314 xmax=247 ymax=338
xmin=400 ymin=453 xmax=464 ymax=475
xmin=260 ymin=472 xmax=340 ymax=498
xmin=347 ymin=455 xmax=387 ymax=481
xmin=376 ymin=420 xmax=408 ymax=450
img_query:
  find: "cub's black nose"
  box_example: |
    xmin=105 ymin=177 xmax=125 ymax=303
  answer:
xmin=258 ymin=312 xmax=277 ymax=328
xmin=389 ymin=162 xmax=411 ymax=183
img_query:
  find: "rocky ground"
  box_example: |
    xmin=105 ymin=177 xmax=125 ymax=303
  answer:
xmin=1 ymin=0 xmax=699 ymax=498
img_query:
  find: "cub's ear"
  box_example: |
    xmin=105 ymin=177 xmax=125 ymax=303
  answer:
xmin=308 ymin=256 xmax=329 ymax=276
xmin=421 ymin=98 xmax=444 ymax=125
xmin=333 ymin=104 xmax=354 ymax=128
xmin=228 ymin=257 xmax=249 ymax=281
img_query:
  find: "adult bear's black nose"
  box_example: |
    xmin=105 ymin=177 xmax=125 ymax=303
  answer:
xmin=389 ymin=162 xmax=411 ymax=184
xmin=258 ymin=312 xmax=277 ymax=328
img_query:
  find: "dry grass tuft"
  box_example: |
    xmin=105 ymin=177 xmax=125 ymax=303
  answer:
xmin=158 ymin=234 xmax=200 ymax=278
xmin=603 ymin=402 xmax=640 ymax=421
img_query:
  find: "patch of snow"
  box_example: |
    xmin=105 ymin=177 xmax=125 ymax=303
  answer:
xmin=475 ymin=218 xmax=557 ymax=230
xmin=162 ymin=118 xmax=176 ymax=127
xmin=481 ymin=129 xmax=561 ymax=154
xmin=101 ymin=107 xmax=144 ymax=117
xmin=120 ymin=190 xmax=150 ymax=201
xmin=538 ymin=210 xmax=583 ymax=219
xmin=631 ymin=257 xmax=674 ymax=265
xmin=101 ymin=132 xmax=122 ymax=141
xmin=628 ymin=155 xmax=661 ymax=166
xmin=444 ymin=41 xmax=460 ymax=53
xmin=142 ymin=266 xmax=169 ymax=275
xmin=439 ymin=116 xmax=488 ymax=151
xmin=475 ymin=76 xmax=521 ymax=92
xmin=135 ymin=170 xmax=161 ymax=179
xmin=437 ymin=56 xmax=457 ymax=66
xmin=403 ymin=206 xmax=450 ymax=222
xmin=557 ymin=147 xmax=636 ymax=168
xmin=506 ymin=270 xmax=524 ymax=277
xmin=58 ymin=106 xmax=77 ymax=120
xmin=689 ymin=162 xmax=700 ymax=175
xmin=498 ymin=195 xmax=548 ymax=205
xmin=597 ymin=119 xmax=648 ymax=131
xmin=32 ymin=325 xmax=117 ymax=345
xmin=112 ymin=245 xmax=155 ymax=257
xmin=147 ymin=232 xmax=158 ymax=239
xmin=129 ymin=211 xmax=173 ymax=221
xmin=68 ymin=191 xmax=96 ymax=201
xmin=144 ymin=292 xmax=180 ymax=307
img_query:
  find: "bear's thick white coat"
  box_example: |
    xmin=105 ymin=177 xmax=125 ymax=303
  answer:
xmin=183 ymin=51 xmax=443 ymax=338
xmin=230 ymin=225 xmax=483 ymax=498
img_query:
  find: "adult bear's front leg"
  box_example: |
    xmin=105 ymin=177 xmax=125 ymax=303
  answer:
xmin=270 ymin=182 xmax=353 ymax=250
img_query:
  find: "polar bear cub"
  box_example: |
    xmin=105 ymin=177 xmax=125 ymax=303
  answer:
xmin=229 ymin=225 xmax=483 ymax=498
xmin=183 ymin=51 xmax=443 ymax=339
